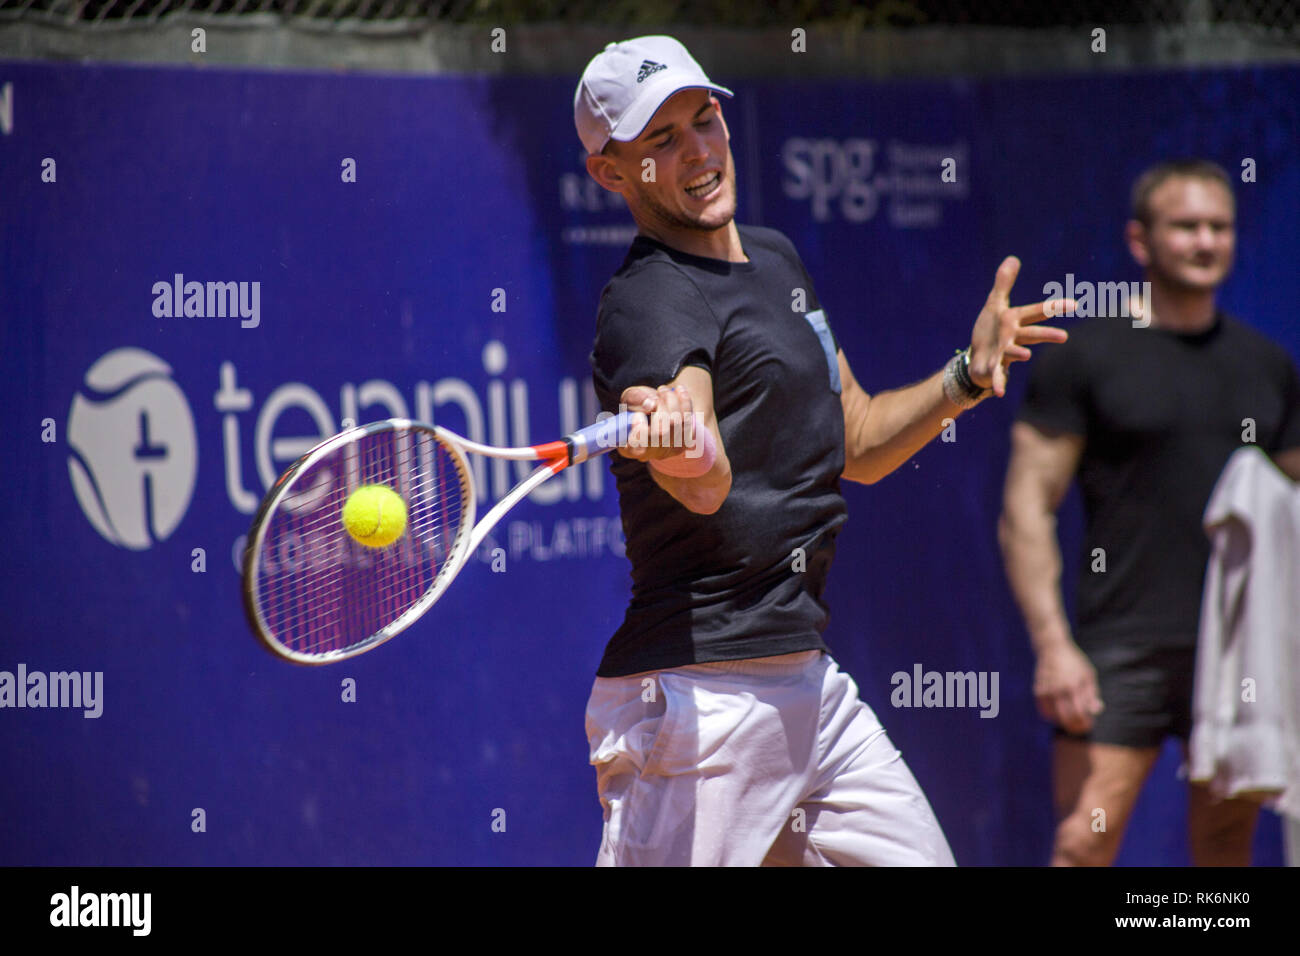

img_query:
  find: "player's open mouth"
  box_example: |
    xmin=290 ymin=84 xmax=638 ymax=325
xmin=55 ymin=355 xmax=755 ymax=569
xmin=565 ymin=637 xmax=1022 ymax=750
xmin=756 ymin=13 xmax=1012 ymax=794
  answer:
xmin=684 ymin=170 xmax=722 ymax=199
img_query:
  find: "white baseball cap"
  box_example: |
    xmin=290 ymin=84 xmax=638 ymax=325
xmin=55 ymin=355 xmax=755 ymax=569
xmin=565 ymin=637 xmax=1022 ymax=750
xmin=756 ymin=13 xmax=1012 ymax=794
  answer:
xmin=574 ymin=36 xmax=734 ymax=156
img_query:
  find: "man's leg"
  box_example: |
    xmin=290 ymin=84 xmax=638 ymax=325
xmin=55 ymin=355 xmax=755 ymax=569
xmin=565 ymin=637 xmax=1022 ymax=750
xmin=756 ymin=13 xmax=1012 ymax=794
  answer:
xmin=1175 ymin=638 xmax=1260 ymax=866
xmin=1051 ymin=642 xmax=1200 ymax=865
xmin=1051 ymin=738 xmax=1159 ymax=866
xmin=1186 ymin=781 xmax=1261 ymax=866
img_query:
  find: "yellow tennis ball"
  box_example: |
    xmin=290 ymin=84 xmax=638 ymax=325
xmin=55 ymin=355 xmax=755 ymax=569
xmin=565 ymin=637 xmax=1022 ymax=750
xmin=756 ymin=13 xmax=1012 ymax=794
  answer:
xmin=341 ymin=484 xmax=408 ymax=548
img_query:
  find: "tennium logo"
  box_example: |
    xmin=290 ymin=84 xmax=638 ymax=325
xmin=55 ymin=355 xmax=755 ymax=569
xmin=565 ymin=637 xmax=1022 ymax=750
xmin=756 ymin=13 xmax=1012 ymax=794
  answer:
xmin=66 ymin=348 xmax=198 ymax=550
xmin=62 ymin=341 xmax=623 ymax=569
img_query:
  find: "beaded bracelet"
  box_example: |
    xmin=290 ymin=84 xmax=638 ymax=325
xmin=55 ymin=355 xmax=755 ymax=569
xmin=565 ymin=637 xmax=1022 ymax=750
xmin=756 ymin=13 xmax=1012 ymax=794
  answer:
xmin=943 ymin=348 xmax=992 ymax=408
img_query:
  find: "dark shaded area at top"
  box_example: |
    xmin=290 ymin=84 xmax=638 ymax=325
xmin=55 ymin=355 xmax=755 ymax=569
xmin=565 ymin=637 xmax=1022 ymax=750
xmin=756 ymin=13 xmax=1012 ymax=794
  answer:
xmin=14 ymin=0 xmax=1300 ymax=31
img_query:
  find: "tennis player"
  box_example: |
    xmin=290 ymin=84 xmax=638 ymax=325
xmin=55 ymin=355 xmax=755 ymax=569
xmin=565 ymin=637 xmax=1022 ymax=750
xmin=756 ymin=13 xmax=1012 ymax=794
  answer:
xmin=576 ymin=35 xmax=1071 ymax=866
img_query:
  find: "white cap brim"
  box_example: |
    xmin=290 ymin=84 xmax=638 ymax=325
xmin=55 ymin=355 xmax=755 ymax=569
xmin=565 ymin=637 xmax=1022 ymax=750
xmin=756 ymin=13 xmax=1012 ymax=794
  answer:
xmin=607 ymin=76 xmax=734 ymax=148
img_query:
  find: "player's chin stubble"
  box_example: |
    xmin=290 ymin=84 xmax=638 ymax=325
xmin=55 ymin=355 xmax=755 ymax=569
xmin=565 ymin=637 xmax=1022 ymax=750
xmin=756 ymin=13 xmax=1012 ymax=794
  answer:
xmin=635 ymin=171 xmax=737 ymax=235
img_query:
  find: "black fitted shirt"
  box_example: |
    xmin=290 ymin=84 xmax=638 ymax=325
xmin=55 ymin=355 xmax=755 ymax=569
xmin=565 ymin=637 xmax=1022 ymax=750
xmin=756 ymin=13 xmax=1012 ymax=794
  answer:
xmin=1018 ymin=312 xmax=1300 ymax=649
xmin=590 ymin=225 xmax=849 ymax=677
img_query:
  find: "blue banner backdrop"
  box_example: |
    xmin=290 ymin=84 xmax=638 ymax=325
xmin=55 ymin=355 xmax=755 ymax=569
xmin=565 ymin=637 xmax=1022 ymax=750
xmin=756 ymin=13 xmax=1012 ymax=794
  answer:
xmin=2 ymin=60 xmax=1296 ymax=865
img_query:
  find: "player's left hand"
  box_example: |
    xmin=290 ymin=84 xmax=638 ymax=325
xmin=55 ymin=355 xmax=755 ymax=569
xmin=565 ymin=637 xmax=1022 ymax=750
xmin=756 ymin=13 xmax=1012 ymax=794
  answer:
xmin=968 ymin=256 xmax=1075 ymax=397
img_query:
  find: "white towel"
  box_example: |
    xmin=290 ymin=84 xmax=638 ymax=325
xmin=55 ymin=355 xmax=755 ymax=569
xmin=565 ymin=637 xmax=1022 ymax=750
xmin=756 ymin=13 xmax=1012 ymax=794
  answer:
xmin=1190 ymin=446 xmax=1300 ymax=817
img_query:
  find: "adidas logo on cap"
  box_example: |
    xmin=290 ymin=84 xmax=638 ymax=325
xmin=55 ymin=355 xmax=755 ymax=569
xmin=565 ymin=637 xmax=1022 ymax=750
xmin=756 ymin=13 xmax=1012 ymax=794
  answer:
xmin=636 ymin=60 xmax=668 ymax=83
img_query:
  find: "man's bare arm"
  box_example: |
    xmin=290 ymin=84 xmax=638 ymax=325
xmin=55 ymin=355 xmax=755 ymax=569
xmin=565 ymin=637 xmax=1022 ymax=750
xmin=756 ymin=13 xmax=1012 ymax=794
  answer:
xmin=1273 ymin=446 xmax=1300 ymax=482
xmin=839 ymin=256 xmax=1072 ymax=485
xmin=839 ymin=354 xmax=964 ymax=485
xmin=999 ymin=422 xmax=1081 ymax=651
xmin=998 ymin=421 xmax=1102 ymax=733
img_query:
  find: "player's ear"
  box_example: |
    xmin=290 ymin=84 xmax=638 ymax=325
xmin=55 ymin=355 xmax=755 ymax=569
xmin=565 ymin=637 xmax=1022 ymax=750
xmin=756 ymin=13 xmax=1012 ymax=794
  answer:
xmin=586 ymin=149 xmax=627 ymax=193
xmin=1124 ymin=219 xmax=1151 ymax=268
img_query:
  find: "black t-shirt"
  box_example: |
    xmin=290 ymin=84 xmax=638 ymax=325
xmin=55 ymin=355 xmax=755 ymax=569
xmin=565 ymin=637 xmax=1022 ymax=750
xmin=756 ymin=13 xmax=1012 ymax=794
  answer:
xmin=589 ymin=224 xmax=849 ymax=677
xmin=1018 ymin=312 xmax=1300 ymax=649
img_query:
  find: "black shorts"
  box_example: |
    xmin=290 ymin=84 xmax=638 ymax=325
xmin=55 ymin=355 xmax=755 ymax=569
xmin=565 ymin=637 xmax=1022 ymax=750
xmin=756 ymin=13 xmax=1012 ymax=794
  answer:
xmin=1054 ymin=642 xmax=1196 ymax=749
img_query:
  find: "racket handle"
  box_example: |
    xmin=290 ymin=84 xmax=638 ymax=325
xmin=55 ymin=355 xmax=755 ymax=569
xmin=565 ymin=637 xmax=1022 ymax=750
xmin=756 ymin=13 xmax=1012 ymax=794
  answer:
xmin=567 ymin=410 xmax=636 ymax=464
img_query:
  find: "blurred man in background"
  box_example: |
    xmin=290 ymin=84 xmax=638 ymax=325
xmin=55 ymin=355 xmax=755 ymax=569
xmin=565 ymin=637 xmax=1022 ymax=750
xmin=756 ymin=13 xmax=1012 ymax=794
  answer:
xmin=1000 ymin=159 xmax=1300 ymax=866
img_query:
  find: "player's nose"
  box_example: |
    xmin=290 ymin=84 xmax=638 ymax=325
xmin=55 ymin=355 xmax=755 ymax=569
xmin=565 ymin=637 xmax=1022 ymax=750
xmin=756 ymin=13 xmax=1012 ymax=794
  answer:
xmin=681 ymin=127 xmax=710 ymax=164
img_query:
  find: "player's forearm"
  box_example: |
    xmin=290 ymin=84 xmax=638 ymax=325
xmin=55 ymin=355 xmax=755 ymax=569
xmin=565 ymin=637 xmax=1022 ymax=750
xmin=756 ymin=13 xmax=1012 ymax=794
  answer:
xmin=844 ymin=368 xmax=970 ymax=484
xmin=650 ymin=449 xmax=732 ymax=514
xmin=997 ymin=503 xmax=1074 ymax=654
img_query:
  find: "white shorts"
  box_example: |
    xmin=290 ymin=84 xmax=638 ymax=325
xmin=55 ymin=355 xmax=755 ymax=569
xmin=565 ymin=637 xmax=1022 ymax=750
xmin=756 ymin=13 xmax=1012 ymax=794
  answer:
xmin=585 ymin=650 xmax=956 ymax=866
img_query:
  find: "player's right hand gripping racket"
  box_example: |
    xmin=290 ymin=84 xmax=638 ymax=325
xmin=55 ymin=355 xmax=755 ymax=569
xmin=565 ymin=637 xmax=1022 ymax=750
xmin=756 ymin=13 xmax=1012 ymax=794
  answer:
xmin=242 ymin=411 xmax=635 ymax=665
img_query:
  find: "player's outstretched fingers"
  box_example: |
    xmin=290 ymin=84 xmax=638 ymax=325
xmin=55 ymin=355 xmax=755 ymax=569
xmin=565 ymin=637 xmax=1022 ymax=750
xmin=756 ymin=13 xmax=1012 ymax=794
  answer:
xmin=987 ymin=255 xmax=1021 ymax=307
xmin=996 ymin=310 xmax=1020 ymax=395
xmin=1002 ymin=344 xmax=1033 ymax=365
xmin=1037 ymin=297 xmax=1079 ymax=321
xmin=1011 ymin=317 xmax=1070 ymax=344
xmin=969 ymin=256 xmax=1026 ymax=396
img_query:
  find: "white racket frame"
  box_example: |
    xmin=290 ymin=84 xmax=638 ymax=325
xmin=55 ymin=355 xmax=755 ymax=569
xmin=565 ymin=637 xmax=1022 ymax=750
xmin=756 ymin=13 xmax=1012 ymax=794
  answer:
xmin=244 ymin=419 xmax=561 ymax=665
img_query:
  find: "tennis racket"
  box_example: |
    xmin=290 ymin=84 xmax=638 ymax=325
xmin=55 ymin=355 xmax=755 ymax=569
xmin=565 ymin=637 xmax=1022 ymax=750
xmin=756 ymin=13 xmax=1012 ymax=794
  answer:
xmin=242 ymin=410 xmax=635 ymax=665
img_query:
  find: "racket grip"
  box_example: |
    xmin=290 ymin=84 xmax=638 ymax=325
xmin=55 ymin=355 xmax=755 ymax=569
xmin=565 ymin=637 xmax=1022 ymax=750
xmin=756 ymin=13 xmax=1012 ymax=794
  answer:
xmin=568 ymin=410 xmax=636 ymax=464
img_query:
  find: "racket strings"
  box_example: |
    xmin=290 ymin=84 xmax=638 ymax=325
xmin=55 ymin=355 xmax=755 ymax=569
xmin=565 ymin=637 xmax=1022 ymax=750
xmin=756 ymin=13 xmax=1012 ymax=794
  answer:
xmin=253 ymin=428 xmax=470 ymax=658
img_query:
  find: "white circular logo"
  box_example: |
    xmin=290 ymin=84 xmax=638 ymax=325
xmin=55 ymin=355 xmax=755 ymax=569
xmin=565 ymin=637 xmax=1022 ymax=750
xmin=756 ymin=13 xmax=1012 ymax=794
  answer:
xmin=67 ymin=348 xmax=198 ymax=550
